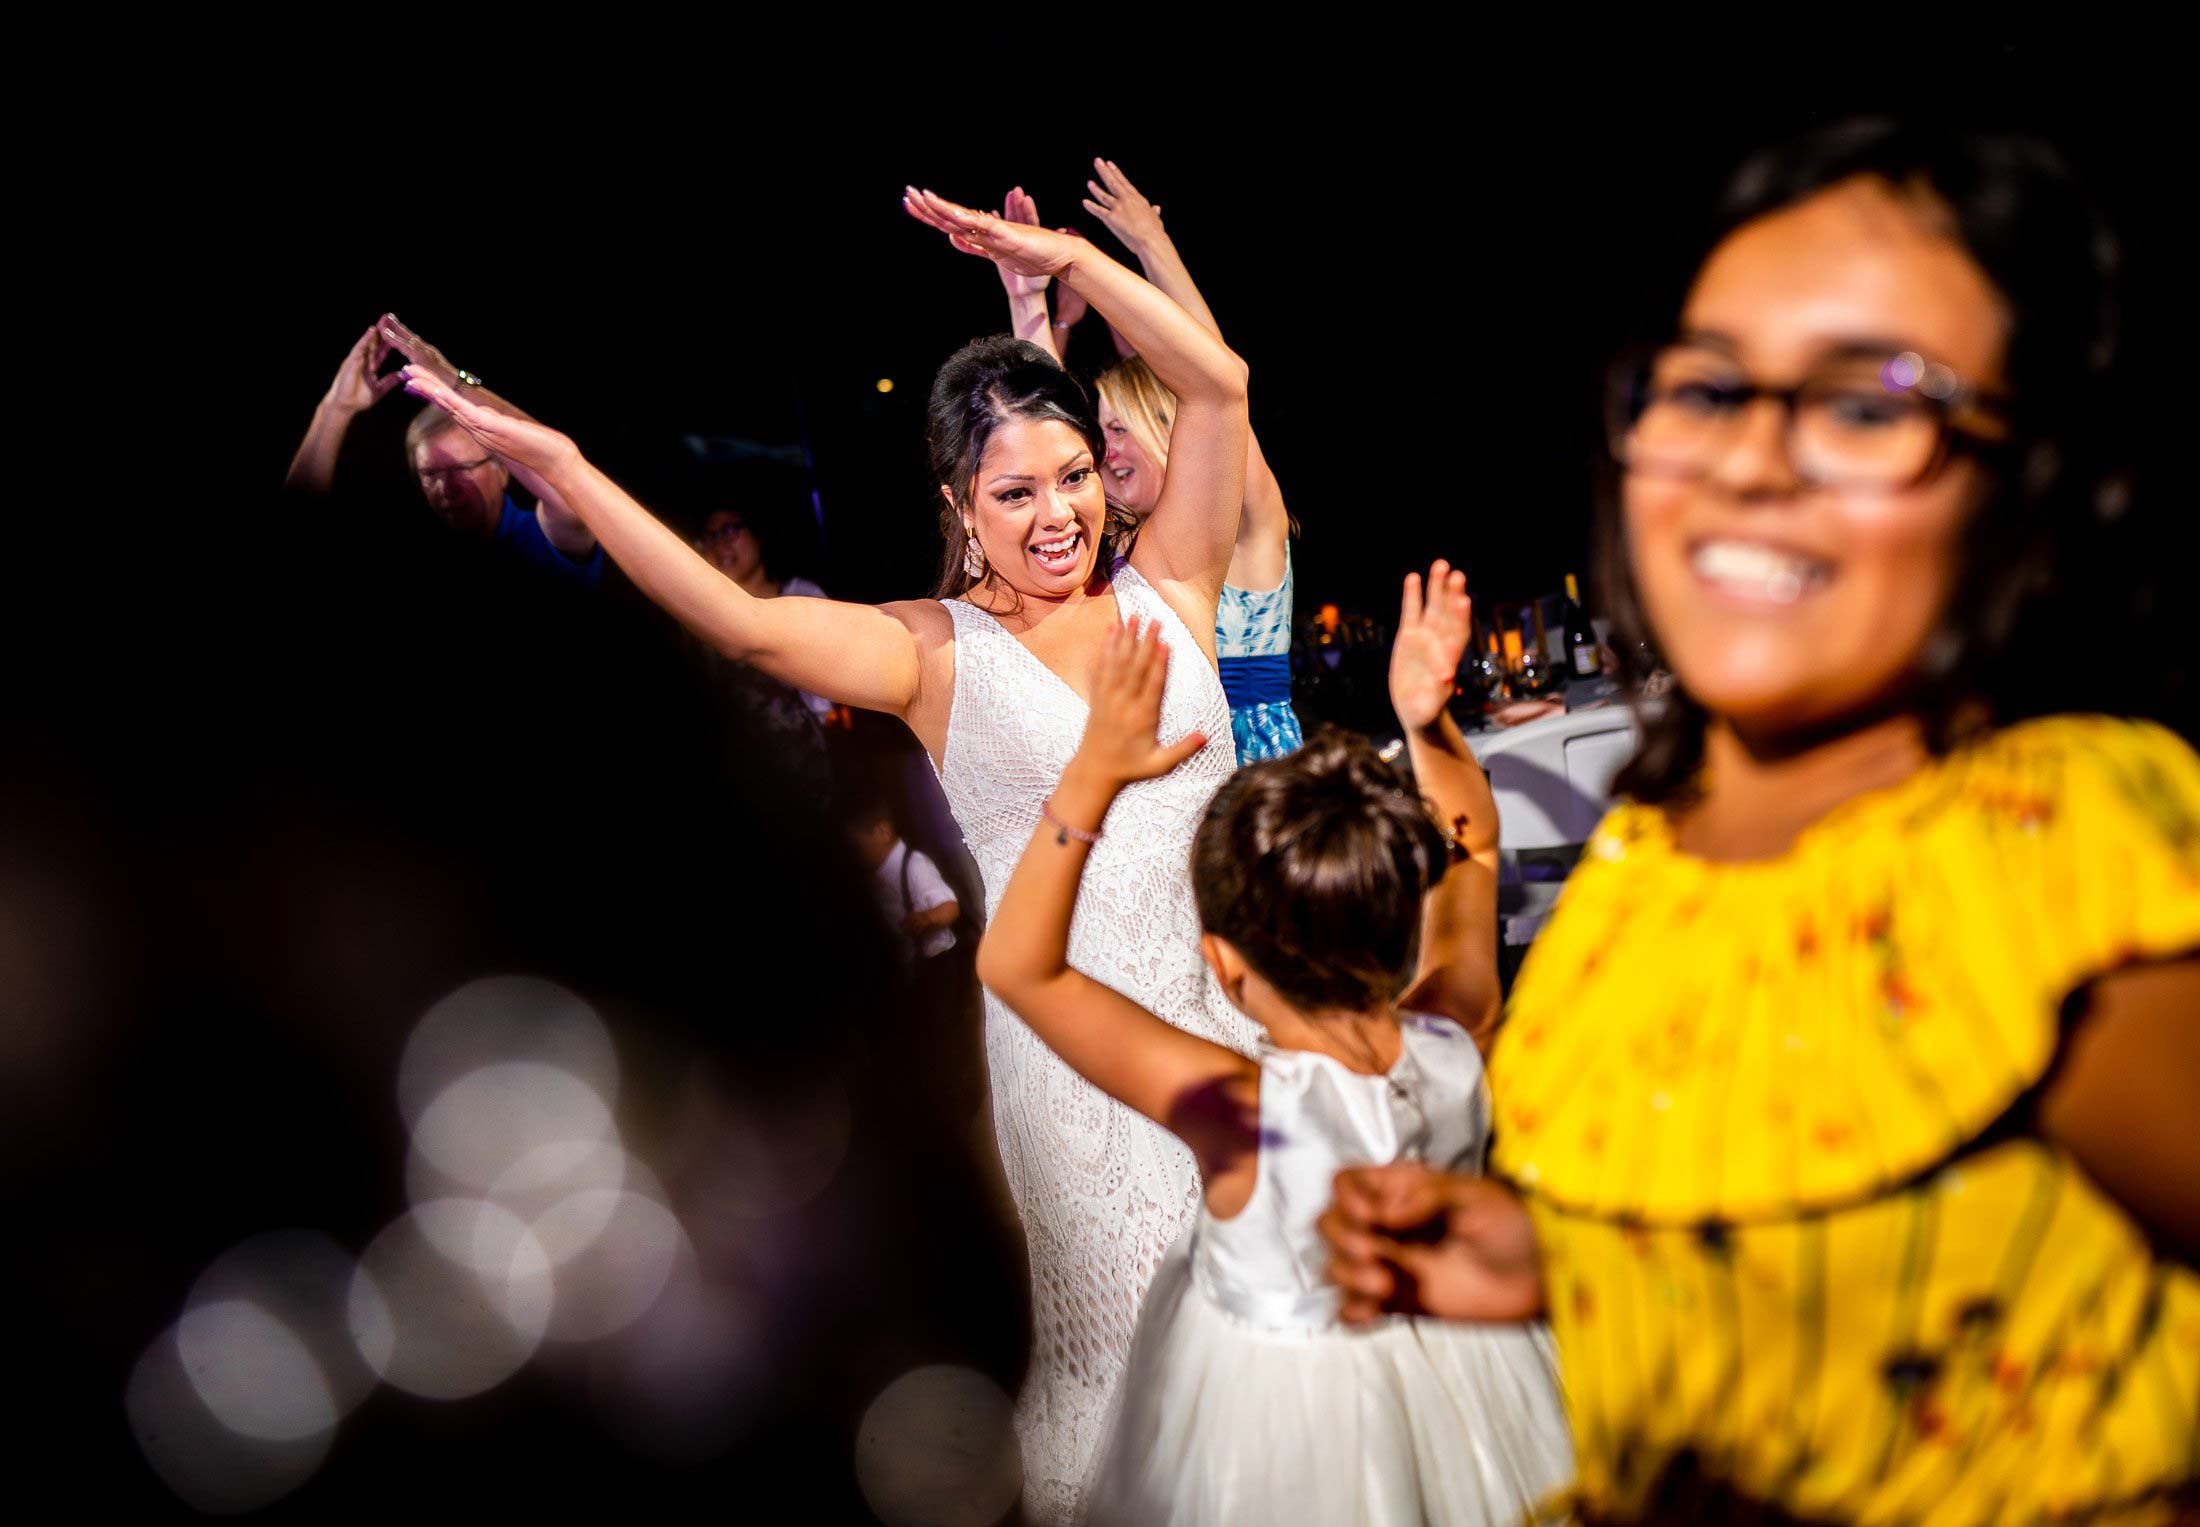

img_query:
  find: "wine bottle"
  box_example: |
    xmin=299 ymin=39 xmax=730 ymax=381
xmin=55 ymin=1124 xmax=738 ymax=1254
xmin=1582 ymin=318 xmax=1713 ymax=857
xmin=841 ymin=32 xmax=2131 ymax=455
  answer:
xmin=1562 ymin=573 xmax=1603 ymax=680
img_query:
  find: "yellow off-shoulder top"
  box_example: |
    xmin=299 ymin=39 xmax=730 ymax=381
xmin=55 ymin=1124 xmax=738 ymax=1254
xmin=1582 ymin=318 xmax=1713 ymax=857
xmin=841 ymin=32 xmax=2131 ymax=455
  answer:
xmin=1492 ymin=715 xmax=2200 ymax=1525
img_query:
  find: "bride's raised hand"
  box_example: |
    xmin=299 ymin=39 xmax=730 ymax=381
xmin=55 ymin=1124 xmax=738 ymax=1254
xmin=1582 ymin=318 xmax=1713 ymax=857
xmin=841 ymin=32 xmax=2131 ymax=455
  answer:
xmin=1389 ymin=560 xmax=1472 ymax=732
xmin=1071 ymin=618 xmax=1207 ymax=788
xmin=400 ymin=366 xmax=578 ymax=478
xmin=904 ymin=186 xmax=1085 ymax=282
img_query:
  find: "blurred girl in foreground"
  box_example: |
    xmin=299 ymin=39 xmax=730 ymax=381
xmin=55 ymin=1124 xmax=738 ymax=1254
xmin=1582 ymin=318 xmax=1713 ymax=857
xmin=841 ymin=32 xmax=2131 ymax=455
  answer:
xmin=1324 ymin=120 xmax=2199 ymax=1525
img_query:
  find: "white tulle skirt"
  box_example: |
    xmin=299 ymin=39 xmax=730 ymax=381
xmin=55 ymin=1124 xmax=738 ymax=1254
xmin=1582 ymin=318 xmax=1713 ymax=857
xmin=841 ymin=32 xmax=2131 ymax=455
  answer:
xmin=1083 ymin=1238 xmax=1575 ymax=1526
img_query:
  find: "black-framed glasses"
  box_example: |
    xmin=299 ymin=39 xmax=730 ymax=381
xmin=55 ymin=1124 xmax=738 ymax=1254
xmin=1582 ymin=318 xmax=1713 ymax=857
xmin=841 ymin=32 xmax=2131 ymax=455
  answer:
xmin=1607 ymin=343 xmax=2011 ymax=490
xmin=414 ymin=456 xmax=496 ymax=483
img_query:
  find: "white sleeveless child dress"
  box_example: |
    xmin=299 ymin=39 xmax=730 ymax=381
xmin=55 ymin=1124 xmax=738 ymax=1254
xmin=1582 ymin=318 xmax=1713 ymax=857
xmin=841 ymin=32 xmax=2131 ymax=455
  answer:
xmin=1086 ymin=1014 xmax=1576 ymax=1526
xmin=932 ymin=563 xmax=1264 ymax=1524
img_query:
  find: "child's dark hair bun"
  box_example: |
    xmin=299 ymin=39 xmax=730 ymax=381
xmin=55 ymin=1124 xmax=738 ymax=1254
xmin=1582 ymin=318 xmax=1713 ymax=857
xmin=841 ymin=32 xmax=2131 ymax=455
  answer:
xmin=1192 ymin=728 xmax=1452 ymax=1012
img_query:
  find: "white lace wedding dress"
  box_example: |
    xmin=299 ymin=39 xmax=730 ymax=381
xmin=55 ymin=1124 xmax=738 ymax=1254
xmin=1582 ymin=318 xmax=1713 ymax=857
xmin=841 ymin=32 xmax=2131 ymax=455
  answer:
xmin=933 ymin=562 xmax=1262 ymax=1524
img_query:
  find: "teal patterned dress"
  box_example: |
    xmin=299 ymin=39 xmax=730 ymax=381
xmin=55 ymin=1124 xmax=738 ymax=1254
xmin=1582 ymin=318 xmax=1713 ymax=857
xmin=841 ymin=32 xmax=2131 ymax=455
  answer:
xmin=1215 ymin=546 xmax=1304 ymax=764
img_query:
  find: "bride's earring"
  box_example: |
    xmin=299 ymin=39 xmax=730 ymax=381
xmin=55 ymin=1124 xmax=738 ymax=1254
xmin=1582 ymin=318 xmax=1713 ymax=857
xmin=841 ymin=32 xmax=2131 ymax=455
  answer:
xmin=964 ymin=534 xmax=986 ymax=580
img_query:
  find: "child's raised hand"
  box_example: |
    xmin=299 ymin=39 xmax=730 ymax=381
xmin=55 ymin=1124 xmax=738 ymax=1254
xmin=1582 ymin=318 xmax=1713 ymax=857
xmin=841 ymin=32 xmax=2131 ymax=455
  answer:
xmin=1389 ymin=559 xmax=1472 ymax=732
xmin=1319 ymin=1163 xmax=1545 ymax=1325
xmin=1072 ymin=617 xmax=1207 ymax=787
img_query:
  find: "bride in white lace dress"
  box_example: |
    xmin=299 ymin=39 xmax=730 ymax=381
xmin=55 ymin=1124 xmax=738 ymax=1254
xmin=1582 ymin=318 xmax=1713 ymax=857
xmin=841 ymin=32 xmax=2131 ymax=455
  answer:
xmin=400 ymin=188 xmax=1260 ymax=1522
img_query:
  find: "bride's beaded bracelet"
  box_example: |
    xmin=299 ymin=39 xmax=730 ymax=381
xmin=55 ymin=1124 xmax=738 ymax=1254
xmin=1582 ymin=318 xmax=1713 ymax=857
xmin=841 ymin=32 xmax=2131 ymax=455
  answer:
xmin=1041 ymin=800 xmax=1102 ymax=847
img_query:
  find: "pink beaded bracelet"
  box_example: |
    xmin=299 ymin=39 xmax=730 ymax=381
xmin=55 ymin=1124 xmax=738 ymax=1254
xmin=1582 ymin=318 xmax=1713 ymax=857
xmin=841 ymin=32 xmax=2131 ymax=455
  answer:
xmin=1040 ymin=800 xmax=1101 ymax=847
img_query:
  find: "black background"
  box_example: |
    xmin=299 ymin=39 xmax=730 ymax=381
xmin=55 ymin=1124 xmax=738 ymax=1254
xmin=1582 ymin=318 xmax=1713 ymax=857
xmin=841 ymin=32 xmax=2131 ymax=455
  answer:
xmin=10 ymin=27 xmax=2184 ymax=1521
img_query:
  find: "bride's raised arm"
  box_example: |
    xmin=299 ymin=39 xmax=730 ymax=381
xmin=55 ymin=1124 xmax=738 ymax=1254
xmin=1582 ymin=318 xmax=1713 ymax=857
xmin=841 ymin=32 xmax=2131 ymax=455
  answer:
xmin=904 ymin=188 xmax=1248 ymax=609
xmin=400 ymin=369 xmax=932 ymax=719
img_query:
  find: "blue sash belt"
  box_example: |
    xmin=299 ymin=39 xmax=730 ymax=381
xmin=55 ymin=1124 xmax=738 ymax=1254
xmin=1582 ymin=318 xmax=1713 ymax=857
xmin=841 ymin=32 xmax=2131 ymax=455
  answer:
xmin=1219 ymin=652 xmax=1294 ymax=710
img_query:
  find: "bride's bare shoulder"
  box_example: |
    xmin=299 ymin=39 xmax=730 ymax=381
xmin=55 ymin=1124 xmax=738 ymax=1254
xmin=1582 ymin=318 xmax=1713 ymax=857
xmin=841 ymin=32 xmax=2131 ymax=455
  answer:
xmin=881 ymin=598 xmax=958 ymax=650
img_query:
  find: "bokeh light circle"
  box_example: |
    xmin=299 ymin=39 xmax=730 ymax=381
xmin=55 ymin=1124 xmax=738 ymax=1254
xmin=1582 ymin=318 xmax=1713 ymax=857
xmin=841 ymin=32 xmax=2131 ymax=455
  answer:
xmin=128 ymin=1321 xmax=332 ymax=1514
xmin=398 ymin=975 xmax=618 ymax=1132
xmin=348 ymin=1200 xmax=554 ymax=1399
xmin=534 ymin=1188 xmax=687 ymax=1341
xmin=177 ymin=1300 xmax=337 ymax=1442
xmin=186 ymin=1230 xmax=379 ymax=1426
xmin=410 ymin=1061 xmax=615 ymax=1195
xmin=854 ymin=1365 xmax=1022 ymax=1527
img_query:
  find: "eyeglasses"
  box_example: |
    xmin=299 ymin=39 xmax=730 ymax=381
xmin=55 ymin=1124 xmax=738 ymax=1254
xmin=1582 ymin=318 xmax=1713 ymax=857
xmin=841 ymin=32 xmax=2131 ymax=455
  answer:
xmin=698 ymin=522 xmax=750 ymax=545
xmin=414 ymin=457 xmax=496 ymax=483
xmin=1608 ymin=344 xmax=2011 ymax=490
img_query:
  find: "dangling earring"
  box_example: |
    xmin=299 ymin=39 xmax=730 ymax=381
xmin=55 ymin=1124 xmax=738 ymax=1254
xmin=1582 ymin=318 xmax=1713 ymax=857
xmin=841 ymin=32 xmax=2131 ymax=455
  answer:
xmin=964 ymin=538 xmax=986 ymax=580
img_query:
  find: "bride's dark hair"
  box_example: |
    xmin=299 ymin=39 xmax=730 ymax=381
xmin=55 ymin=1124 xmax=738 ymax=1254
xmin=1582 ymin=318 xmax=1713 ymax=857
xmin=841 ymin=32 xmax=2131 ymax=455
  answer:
xmin=926 ymin=335 xmax=1138 ymax=600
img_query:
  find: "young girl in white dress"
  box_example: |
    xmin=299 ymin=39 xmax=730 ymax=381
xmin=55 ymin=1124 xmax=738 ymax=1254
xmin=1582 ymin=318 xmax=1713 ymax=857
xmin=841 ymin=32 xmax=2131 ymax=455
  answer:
xmin=978 ymin=563 xmax=1575 ymax=1525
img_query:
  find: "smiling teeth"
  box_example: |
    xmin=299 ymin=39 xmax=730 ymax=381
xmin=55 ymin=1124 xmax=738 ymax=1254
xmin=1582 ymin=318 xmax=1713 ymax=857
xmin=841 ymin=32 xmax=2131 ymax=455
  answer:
xmin=1691 ymin=540 xmax=1825 ymax=604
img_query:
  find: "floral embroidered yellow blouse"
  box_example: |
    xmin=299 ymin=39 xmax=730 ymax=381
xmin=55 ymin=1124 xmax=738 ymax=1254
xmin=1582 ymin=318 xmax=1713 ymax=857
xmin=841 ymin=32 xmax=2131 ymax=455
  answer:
xmin=1492 ymin=715 xmax=2200 ymax=1525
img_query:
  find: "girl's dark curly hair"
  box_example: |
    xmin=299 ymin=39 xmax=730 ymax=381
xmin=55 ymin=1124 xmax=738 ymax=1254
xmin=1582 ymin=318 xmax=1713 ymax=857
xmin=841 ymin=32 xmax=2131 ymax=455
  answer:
xmin=1192 ymin=728 xmax=1452 ymax=1012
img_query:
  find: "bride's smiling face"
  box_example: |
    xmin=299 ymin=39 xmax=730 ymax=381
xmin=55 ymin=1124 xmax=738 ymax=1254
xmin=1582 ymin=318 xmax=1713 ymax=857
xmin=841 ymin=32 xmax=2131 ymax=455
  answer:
xmin=955 ymin=416 xmax=1107 ymax=597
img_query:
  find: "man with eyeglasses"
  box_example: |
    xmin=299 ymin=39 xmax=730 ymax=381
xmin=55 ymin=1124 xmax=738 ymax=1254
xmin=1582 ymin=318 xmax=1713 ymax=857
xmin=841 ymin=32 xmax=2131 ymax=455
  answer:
xmin=286 ymin=323 xmax=603 ymax=588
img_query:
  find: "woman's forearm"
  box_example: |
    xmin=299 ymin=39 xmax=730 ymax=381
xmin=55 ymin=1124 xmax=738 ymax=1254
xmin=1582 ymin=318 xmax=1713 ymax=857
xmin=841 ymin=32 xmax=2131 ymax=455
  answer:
xmin=1009 ymin=287 xmax=1059 ymax=361
xmin=539 ymin=451 xmax=920 ymax=713
xmin=546 ymin=454 xmax=748 ymax=640
xmin=1057 ymin=242 xmax=1247 ymax=405
xmin=1403 ymin=713 xmax=1504 ymax=1042
xmin=1408 ymin=713 xmax=1500 ymax=859
xmin=509 ymin=461 xmax=599 ymax=560
xmin=1076 ymin=240 xmax=1249 ymax=588
xmin=976 ymin=762 xmax=1114 ymax=996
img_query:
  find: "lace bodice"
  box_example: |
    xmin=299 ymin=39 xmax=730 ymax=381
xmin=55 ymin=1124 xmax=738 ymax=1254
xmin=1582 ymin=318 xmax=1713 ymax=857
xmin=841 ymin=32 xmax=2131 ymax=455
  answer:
xmin=936 ymin=567 xmax=1230 ymax=918
xmin=932 ymin=562 xmax=1261 ymax=1524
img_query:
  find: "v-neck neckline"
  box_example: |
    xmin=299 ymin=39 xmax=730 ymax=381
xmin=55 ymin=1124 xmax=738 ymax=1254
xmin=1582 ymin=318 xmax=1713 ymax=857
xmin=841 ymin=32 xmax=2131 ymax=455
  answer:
xmin=959 ymin=574 xmax=1139 ymax=713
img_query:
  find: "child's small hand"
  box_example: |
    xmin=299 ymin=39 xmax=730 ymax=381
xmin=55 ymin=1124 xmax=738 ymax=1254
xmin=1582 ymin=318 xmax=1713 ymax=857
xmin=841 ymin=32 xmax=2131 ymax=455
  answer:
xmin=1389 ymin=559 xmax=1472 ymax=732
xmin=1071 ymin=617 xmax=1208 ymax=788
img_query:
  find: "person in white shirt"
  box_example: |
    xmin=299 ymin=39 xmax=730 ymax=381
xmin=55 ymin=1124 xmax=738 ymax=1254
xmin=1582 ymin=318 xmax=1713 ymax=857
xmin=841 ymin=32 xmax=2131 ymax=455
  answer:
xmin=849 ymin=796 xmax=960 ymax=964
